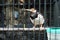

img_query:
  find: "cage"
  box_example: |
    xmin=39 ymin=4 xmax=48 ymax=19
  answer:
xmin=0 ymin=0 xmax=54 ymax=27
xmin=0 ymin=0 xmax=60 ymax=40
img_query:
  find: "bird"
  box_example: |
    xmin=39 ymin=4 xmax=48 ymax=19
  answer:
xmin=22 ymin=8 xmax=45 ymax=30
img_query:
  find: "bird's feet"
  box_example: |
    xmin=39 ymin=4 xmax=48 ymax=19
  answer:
xmin=40 ymin=27 xmax=45 ymax=30
xmin=33 ymin=26 xmax=35 ymax=31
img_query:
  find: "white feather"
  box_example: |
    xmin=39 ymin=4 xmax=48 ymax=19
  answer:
xmin=30 ymin=13 xmax=45 ymax=25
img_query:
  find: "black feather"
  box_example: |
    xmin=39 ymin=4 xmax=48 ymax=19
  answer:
xmin=30 ymin=13 xmax=38 ymax=19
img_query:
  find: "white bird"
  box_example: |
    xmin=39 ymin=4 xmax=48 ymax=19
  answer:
xmin=22 ymin=8 xmax=45 ymax=30
xmin=30 ymin=8 xmax=45 ymax=29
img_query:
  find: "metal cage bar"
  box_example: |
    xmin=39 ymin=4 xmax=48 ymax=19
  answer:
xmin=0 ymin=0 xmax=59 ymax=40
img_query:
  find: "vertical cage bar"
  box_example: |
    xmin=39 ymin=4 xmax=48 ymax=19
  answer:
xmin=38 ymin=0 xmax=41 ymax=40
xmin=34 ymin=0 xmax=35 ymax=8
xmin=12 ymin=0 xmax=14 ymax=40
xmin=2 ymin=0 xmax=5 ymax=40
xmin=18 ymin=0 xmax=20 ymax=40
xmin=44 ymin=0 xmax=47 ymax=27
xmin=33 ymin=0 xmax=36 ymax=40
xmin=28 ymin=0 xmax=30 ymax=40
xmin=50 ymin=0 xmax=52 ymax=26
xmin=22 ymin=0 xmax=25 ymax=40
xmin=44 ymin=0 xmax=46 ymax=40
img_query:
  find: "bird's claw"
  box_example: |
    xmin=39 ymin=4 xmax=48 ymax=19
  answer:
xmin=33 ymin=26 xmax=35 ymax=31
xmin=40 ymin=27 xmax=45 ymax=30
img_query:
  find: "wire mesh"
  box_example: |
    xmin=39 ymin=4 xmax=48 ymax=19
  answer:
xmin=0 ymin=0 xmax=59 ymax=40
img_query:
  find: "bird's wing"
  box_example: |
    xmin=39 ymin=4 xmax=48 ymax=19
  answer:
xmin=38 ymin=14 xmax=45 ymax=24
xmin=30 ymin=14 xmax=45 ymax=25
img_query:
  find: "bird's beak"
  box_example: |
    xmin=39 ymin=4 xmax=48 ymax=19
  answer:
xmin=31 ymin=10 xmax=37 ymax=13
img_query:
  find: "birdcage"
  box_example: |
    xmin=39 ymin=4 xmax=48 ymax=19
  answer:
xmin=0 ymin=0 xmax=60 ymax=40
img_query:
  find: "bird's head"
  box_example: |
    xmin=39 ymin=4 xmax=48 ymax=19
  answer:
xmin=30 ymin=8 xmax=38 ymax=19
xmin=30 ymin=8 xmax=36 ymax=13
xmin=30 ymin=8 xmax=37 ymax=15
